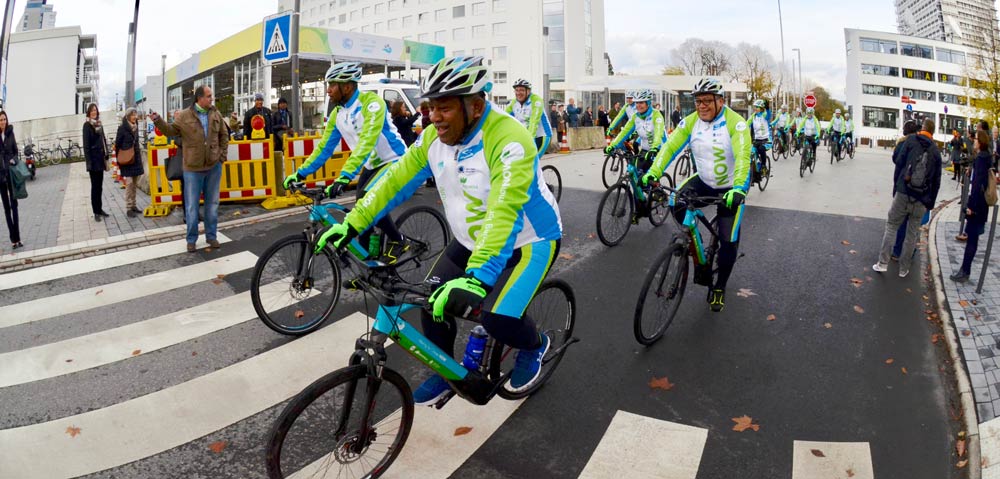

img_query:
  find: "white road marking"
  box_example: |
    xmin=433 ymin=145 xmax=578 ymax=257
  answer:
xmin=792 ymin=440 xmax=874 ymax=479
xmin=578 ymin=410 xmax=708 ymax=479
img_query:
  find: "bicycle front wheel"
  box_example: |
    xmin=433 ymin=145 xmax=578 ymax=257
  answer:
xmin=394 ymin=205 xmax=450 ymax=284
xmin=601 ymin=153 xmax=623 ymax=188
xmin=596 ymin=183 xmax=634 ymax=246
xmin=648 ymin=187 xmax=671 ymax=227
xmin=251 ymin=234 xmax=342 ymax=336
xmin=51 ymin=151 xmax=63 ymax=165
xmin=809 ymin=150 xmax=817 ymax=173
xmin=542 ymin=165 xmax=562 ymax=203
xmin=634 ymin=241 xmax=689 ymax=345
xmin=265 ymin=365 xmax=414 ymax=479
xmin=799 ymin=153 xmax=806 ymax=178
xmin=494 ymin=279 xmax=576 ymax=400
xmin=757 ymin=156 xmax=771 ymax=192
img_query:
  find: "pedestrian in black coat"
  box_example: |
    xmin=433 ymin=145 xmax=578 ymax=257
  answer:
xmin=390 ymin=100 xmax=420 ymax=146
xmin=0 ymin=111 xmax=21 ymax=249
xmin=82 ymin=102 xmax=109 ymax=222
xmin=952 ymin=131 xmax=995 ymax=282
xmin=242 ymin=93 xmax=273 ymax=139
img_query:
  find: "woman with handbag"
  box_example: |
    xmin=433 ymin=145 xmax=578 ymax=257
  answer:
xmin=0 ymin=111 xmax=22 ymax=249
xmin=115 ymin=107 xmax=144 ymax=217
xmin=82 ymin=103 xmax=110 ymax=222
xmin=951 ymin=130 xmax=995 ymax=282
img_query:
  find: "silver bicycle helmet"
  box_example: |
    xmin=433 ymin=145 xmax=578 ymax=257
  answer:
xmin=692 ymin=77 xmax=724 ymax=96
xmin=632 ymin=89 xmax=654 ymax=103
xmin=325 ymin=62 xmax=363 ymax=83
xmin=753 ymin=99 xmax=766 ymax=108
xmin=513 ymin=78 xmax=532 ymax=90
xmin=421 ymin=56 xmax=492 ymax=99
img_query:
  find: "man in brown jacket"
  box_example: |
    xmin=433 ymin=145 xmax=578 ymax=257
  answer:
xmin=150 ymin=85 xmax=228 ymax=252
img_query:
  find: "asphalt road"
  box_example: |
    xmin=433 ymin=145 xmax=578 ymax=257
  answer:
xmin=0 ymin=147 xmax=963 ymax=478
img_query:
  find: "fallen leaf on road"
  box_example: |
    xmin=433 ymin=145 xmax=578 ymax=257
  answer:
xmin=191 ymin=351 xmax=198 ymax=356
xmin=850 ymin=278 xmax=864 ymax=288
xmin=885 ymin=358 xmax=895 ymax=364
xmin=216 ymin=274 xmax=226 ymax=280
xmin=847 ymin=468 xmax=856 ymax=477
xmin=854 ymin=305 xmax=865 ymax=314
xmin=906 ymin=288 xmax=913 ymax=293
xmin=767 ymin=314 xmax=776 ymax=321
xmin=65 ymin=426 xmax=81 ymax=438
xmin=649 ymin=376 xmax=675 ymax=391
xmin=208 ymin=441 xmax=227 ymax=453
xmin=922 ymin=295 xmax=930 ymax=301
xmin=841 ymin=240 xmax=852 ymax=246
xmin=824 ymin=323 xmax=833 ymax=329
xmin=848 ymin=250 xmax=858 ymax=255
xmin=964 ymin=330 xmax=972 ymax=336
xmin=957 ymin=459 xmax=969 ymax=469
xmin=95 ymin=289 xmax=103 ymax=295
xmin=973 ymin=299 xmax=979 ymax=305
xmin=131 ymin=349 xmax=141 ymax=356
xmin=294 ymin=310 xmax=305 ymax=319
xmin=454 ymin=426 xmax=473 ymax=436
xmin=960 ymin=300 xmax=970 ymax=308
xmin=212 ymin=278 xmax=224 ymax=285
xmin=810 ymin=449 xmax=826 ymax=457
xmin=932 ymin=334 xmax=943 ymax=344
xmin=901 ymin=367 xmax=908 ymax=375
xmin=958 ymin=439 xmax=967 ymax=457
xmin=587 ymin=233 xmax=596 ymax=239
xmin=558 ymin=253 xmax=574 ymax=260
xmin=731 ymin=415 xmax=760 ymax=432
xmin=736 ymin=288 xmax=757 ymax=298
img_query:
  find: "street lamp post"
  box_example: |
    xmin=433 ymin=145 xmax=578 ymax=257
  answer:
xmin=777 ymin=0 xmax=786 ymax=105
xmin=792 ymin=48 xmax=802 ymax=96
xmin=160 ymin=54 xmax=166 ymax=113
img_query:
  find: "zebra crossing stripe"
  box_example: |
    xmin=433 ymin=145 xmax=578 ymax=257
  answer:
xmin=0 ymin=280 xmax=298 ymax=388
xmin=0 ymin=251 xmax=258 ymax=329
xmin=791 ymin=440 xmax=873 ymax=479
xmin=578 ymin=410 xmax=708 ymax=479
xmin=0 ymin=234 xmax=232 ymax=291
xmin=0 ymin=312 xmax=370 ymax=479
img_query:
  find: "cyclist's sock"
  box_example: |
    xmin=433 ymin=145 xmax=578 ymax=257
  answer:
xmin=715 ymin=241 xmax=739 ymax=290
xmin=420 ymin=310 xmax=458 ymax=358
xmin=482 ymin=312 xmax=542 ymax=350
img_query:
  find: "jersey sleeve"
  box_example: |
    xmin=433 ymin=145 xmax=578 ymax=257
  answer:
xmin=650 ymin=111 xmax=666 ymax=150
xmin=345 ymin=128 xmax=435 ymax=233
xmin=607 ymin=107 xmax=629 ymax=133
xmin=650 ymin=112 xmax=696 ymax=177
xmin=297 ymin=112 xmax=343 ymax=177
xmin=504 ymin=102 xmax=514 ymax=115
xmin=465 ymin=123 xmax=539 ymax=287
xmin=610 ymin=114 xmax=637 ymax=148
xmin=727 ymin=110 xmax=753 ymax=191
xmin=338 ymin=94 xmax=387 ymax=180
xmin=526 ymin=94 xmax=545 ymax=138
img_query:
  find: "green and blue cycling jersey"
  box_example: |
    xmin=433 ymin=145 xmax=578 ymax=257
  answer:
xmin=649 ymin=106 xmax=752 ymax=191
xmin=748 ymin=110 xmax=772 ymax=142
xmin=770 ymin=111 xmax=791 ymax=130
xmin=826 ymin=116 xmax=846 ymax=135
xmin=505 ymin=92 xmax=553 ymax=158
xmin=296 ymin=90 xmax=407 ymax=181
xmin=796 ymin=116 xmax=823 ymax=138
xmin=607 ymin=103 xmax=637 ymax=135
xmin=344 ymin=103 xmax=563 ymax=287
xmin=609 ymin=107 xmax=665 ymax=152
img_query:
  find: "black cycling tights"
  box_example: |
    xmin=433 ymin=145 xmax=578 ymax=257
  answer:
xmin=673 ymin=176 xmax=742 ymax=290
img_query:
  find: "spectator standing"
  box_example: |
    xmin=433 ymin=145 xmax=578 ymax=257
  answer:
xmin=598 ymin=105 xmax=610 ymax=129
xmin=419 ymin=101 xmax=431 ymax=130
xmin=558 ymin=104 xmax=568 ymax=140
xmin=242 ymin=92 xmax=273 ymax=140
xmin=951 ymin=130 xmax=994 ymax=282
xmin=272 ymin=98 xmax=292 ymax=152
xmin=949 ymin=130 xmax=964 ymax=181
xmin=566 ymin=98 xmax=580 ymax=128
xmin=549 ymin=103 xmax=561 ymax=143
xmin=115 ymin=108 xmax=145 ymax=217
xmin=0 ymin=111 xmax=21 ymax=249
xmin=151 ymin=85 xmax=229 ymax=253
xmin=671 ymin=104 xmax=683 ymax=130
xmin=227 ymin=111 xmax=241 ymax=138
xmin=891 ymin=120 xmax=922 ymax=259
xmin=390 ymin=100 xmax=420 ymax=146
xmin=873 ymin=119 xmax=942 ymax=277
xmin=81 ymin=102 xmax=109 ymax=222
xmin=608 ymin=102 xmax=622 ymax=136
xmin=581 ymin=106 xmax=594 ymax=127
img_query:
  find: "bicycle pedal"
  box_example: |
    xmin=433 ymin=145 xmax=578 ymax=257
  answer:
xmin=433 ymin=390 xmax=456 ymax=409
xmin=343 ymin=278 xmax=363 ymax=291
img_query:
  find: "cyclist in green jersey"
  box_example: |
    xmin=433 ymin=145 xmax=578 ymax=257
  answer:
xmin=604 ymin=88 xmax=665 ymax=173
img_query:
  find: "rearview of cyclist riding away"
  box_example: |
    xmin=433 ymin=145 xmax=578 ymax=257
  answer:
xmin=604 ymin=88 xmax=665 ymax=174
xmin=314 ymin=55 xmax=563 ymax=405
xmin=506 ymin=78 xmax=553 ymax=160
xmin=642 ymin=78 xmax=752 ymax=312
xmin=283 ymin=62 xmax=409 ymax=264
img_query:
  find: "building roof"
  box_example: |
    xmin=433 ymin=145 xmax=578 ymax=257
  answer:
xmin=10 ymin=25 xmax=83 ymax=43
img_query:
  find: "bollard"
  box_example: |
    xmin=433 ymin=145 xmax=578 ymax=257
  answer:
xmin=976 ymin=204 xmax=1000 ymax=293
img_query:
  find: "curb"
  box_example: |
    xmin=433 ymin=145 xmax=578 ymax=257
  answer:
xmin=929 ymin=196 xmax=980 ymax=477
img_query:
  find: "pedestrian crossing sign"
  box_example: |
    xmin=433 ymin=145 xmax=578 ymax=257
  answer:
xmin=262 ymin=12 xmax=292 ymax=64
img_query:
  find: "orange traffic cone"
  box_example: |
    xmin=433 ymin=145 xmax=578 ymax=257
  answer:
xmin=559 ymin=131 xmax=570 ymax=154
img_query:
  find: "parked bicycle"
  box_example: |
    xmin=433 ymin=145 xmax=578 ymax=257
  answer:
xmin=250 ymin=184 xmax=450 ymax=336
xmin=595 ymin=158 xmax=673 ymax=247
xmin=264 ymin=227 xmax=578 ymax=478
xmin=39 ymin=138 xmax=82 ymax=166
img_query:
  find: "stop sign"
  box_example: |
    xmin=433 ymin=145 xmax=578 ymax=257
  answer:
xmin=803 ymin=94 xmax=817 ymax=109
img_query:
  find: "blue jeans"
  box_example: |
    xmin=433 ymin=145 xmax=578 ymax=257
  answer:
xmin=182 ymin=162 xmax=222 ymax=245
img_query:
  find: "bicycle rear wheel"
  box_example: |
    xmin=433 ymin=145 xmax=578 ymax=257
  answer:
xmin=51 ymin=150 xmax=63 ymax=165
xmin=809 ymin=150 xmax=817 ymax=173
xmin=394 ymin=205 xmax=450 ymax=284
xmin=634 ymin=241 xmax=689 ymax=345
xmin=265 ymin=365 xmax=414 ymax=479
xmin=251 ymin=234 xmax=342 ymax=336
xmin=493 ymin=279 xmax=576 ymax=400
xmin=542 ymin=165 xmax=562 ymax=203
xmin=596 ymin=183 xmax=633 ymax=247
xmin=757 ymin=156 xmax=771 ymax=192
xmin=601 ymin=153 xmax=623 ymax=188
xmin=648 ymin=187 xmax=671 ymax=227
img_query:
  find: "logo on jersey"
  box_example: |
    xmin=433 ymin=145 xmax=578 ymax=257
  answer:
xmin=463 ymin=190 xmax=486 ymax=240
xmin=500 ymin=142 xmax=525 ymax=166
xmin=735 ymin=121 xmax=747 ymax=132
xmin=367 ymin=102 xmax=381 ymax=113
xmin=678 ymin=119 xmax=686 ymax=129
xmin=414 ymin=131 xmax=425 ymax=147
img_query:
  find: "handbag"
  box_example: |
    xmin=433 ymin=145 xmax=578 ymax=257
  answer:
xmin=10 ymin=161 xmax=28 ymax=199
xmin=117 ymin=145 xmax=135 ymax=165
xmin=166 ymin=151 xmax=183 ymax=181
xmin=986 ymin=168 xmax=998 ymax=207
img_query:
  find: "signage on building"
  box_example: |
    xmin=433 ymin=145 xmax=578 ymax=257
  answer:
xmin=803 ymin=93 xmax=817 ymax=109
xmin=901 ymin=96 xmax=916 ymax=105
xmin=262 ymin=12 xmax=292 ymax=65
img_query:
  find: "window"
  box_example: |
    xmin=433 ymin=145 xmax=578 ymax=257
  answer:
xmin=493 ymin=71 xmax=507 ymax=84
xmin=938 ymin=48 xmax=966 ymax=65
xmin=388 ymin=0 xmax=398 ymax=10
xmin=453 ymin=5 xmax=465 ymax=17
xmin=340 ymin=0 xmax=347 ymax=5
xmin=493 ymin=22 xmax=508 ymax=36
xmin=318 ymin=19 xmax=327 ymax=26
xmin=902 ymin=68 xmax=935 ymax=82
xmin=375 ymin=2 xmax=385 ymax=14
xmin=940 ymin=114 xmax=967 ymax=134
xmin=472 ymin=47 xmax=486 ymax=57
xmin=351 ymin=10 xmax=359 ymax=20
xmin=402 ymin=15 xmax=413 ymax=27
xmin=863 ymin=106 xmax=898 ymax=129
xmin=862 ymin=84 xmax=898 ymax=97
xmin=493 ymin=0 xmax=506 ymax=11
xmin=362 ymin=6 xmax=371 ymax=16
xmin=339 ymin=13 xmax=346 ymax=23
xmin=861 ymin=64 xmax=898 ymax=76
xmin=453 ymin=27 xmax=466 ymax=40
xmin=900 ymin=42 xmax=933 ymax=59
xmin=384 ymin=89 xmax=404 ymax=107
xmin=472 ymin=24 xmax=486 ymax=38
xmin=859 ymin=37 xmax=898 ymax=54
xmin=435 ymin=30 xmax=446 ymax=42
xmin=418 ymin=32 xmax=429 ymax=42
xmin=361 ymin=24 xmax=371 ymax=33
xmin=938 ymin=73 xmax=965 ymax=86
xmin=453 ymin=49 xmax=465 ymax=56
xmin=388 ymin=18 xmax=399 ymax=29
xmin=492 ymin=46 xmax=507 ymax=60
xmin=418 ymin=12 xmax=428 ymax=24
xmin=939 ymin=93 xmax=967 ymax=105
xmin=902 ymin=87 xmax=936 ymax=102
xmin=375 ymin=22 xmax=385 ymax=32
xmin=472 ymin=1 xmax=486 ymax=15
xmin=435 ymin=8 xmax=447 ymax=21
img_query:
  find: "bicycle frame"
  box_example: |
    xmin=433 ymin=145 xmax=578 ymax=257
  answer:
xmin=682 ymin=208 xmax=715 ymax=266
xmin=307 ymin=202 xmax=373 ymax=263
xmin=624 ymin=161 xmax=647 ymax=203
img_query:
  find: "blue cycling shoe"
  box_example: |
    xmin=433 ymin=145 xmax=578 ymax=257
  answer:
xmin=508 ymin=334 xmax=550 ymax=392
xmin=413 ymin=374 xmax=452 ymax=406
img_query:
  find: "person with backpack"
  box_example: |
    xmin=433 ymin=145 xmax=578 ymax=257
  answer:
xmin=873 ymin=119 xmax=942 ymax=278
xmin=951 ymin=130 xmax=996 ymax=282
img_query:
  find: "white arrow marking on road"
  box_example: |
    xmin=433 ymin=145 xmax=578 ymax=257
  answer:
xmin=0 ymin=234 xmax=231 ymax=291
xmin=791 ymin=440 xmax=873 ymax=479
xmin=579 ymin=410 xmax=708 ymax=479
xmin=0 ymin=280 xmax=302 ymax=388
xmin=0 ymin=312 xmax=369 ymax=478
xmin=0 ymin=251 xmax=258 ymax=329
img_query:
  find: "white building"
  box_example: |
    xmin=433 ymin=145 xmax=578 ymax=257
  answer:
xmin=844 ymin=28 xmax=971 ymax=141
xmin=281 ymin=0 xmax=606 ymax=105
xmin=16 ymin=0 xmax=56 ymax=32
xmin=7 ymin=26 xmax=99 ymax=121
xmin=895 ymin=0 xmax=1000 ymax=51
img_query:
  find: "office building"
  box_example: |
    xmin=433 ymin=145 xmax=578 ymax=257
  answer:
xmin=895 ymin=0 xmax=1000 ymax=52
xmin=7 ymin=26 xmax=99 ymax=121
xmin=17 ymin=0 xmax=56 ymax=32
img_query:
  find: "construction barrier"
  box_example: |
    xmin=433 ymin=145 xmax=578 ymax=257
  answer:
xmin=261 ymin=132 xmax=351 ymax=209
xmin=144 ymin=142 xmax=180 ymax=217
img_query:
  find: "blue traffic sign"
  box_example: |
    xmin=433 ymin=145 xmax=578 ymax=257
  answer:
xmin=944 ymin=105 xmax=949 ymax=114
xmin=262 ymin=12 xmax=292 ymax=64
xmin=905 ymin=104 xmax=913 ymax=111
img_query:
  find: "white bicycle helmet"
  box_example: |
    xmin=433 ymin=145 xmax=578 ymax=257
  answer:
xmin=834 ymin=108 xmax=842 ymax=114
xmin=806 ymin=107 xmax=815 ymax=115
xmin=753 ymin=99 xmax=766 ymax=108
xmin=625 ymin=90 xmax=635 ymax=99
xmin=632 ymin=89 xmax=654 ymax=103
xmin=513 ymin=78 xmax=532 ymax=89
xmin=325 ymin=62 xmax=363 ymax=83
xmin=781 ymin=104 xmax=788 ymax=111
xmin=421 ymin=56 xmax=492 ymax=99
xmin=692 ymin=77 xmax=724 ymax=96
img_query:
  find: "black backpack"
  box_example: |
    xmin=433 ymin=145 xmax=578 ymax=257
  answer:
xmin=904 ymin=141 xmax=933 ymax=194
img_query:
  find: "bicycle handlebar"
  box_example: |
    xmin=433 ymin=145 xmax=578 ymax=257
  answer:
xmin=287 ymin=182 xmax=328 ymax=201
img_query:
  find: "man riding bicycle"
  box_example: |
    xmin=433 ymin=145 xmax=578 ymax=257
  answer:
xmin=642 ymin=78 xmax=752 ymax=312
xmin=506 ymin=78 xmax=553 ymax=160
xmin=748 ymin=99 xmax=772 ymax=182
xmin=796 ymin=107 xmax=822 ymax=159
xmin=313 ymin=56 xmax=563 ymax=405
xmin=283 ymin=62 xmax=408 ymax=263
xmin=604 ymin=88 xmax=665 ymax=174
xmin=826 ymin=108 xmax=847 ymax=155
xmin=607 ymin=90 xmax=636 ymax=136
xmin=791 ymin=108 xmax=803 ymax=150
xmin=770 ymin=104 xmax=791 ymax=152
xmin=843 ymin=112 xmax=855 ymax=149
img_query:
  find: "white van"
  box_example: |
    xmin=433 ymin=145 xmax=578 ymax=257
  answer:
xmin=324 ymin=78 xmax=423 ymax=121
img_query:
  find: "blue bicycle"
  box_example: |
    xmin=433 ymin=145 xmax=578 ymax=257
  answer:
xmin=250 ymin=184 xmax=450 ymax=335
xmin=595 ymin=156 xmax=673 ymax=246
